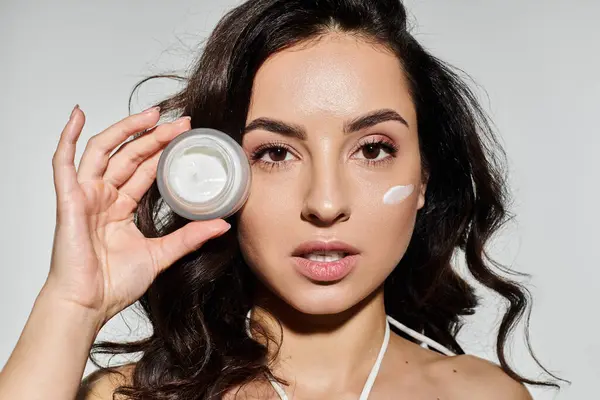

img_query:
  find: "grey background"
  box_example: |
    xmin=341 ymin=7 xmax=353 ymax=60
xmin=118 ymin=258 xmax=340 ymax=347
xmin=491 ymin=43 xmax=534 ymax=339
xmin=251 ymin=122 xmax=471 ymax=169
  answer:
xmin=1 ymin=1 xmax=597 ymax=399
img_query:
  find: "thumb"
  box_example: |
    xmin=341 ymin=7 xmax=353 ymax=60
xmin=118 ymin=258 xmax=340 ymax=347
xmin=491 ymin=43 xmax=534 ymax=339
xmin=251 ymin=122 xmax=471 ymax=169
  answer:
xmin=150 ymin=219 xmax=231 ymax=273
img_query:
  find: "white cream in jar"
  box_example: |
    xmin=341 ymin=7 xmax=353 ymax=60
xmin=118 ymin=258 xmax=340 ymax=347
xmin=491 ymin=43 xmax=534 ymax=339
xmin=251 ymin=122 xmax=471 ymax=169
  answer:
xmin=157 ymin=128 xmax=251 ymax=220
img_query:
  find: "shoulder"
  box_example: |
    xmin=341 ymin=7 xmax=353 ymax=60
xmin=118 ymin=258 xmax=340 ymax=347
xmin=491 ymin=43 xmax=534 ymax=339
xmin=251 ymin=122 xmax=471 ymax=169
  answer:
xmin=76 ymin=363 xmax=136 ymax=400
xmin=427 ymin=354 xmax=533 ymax=400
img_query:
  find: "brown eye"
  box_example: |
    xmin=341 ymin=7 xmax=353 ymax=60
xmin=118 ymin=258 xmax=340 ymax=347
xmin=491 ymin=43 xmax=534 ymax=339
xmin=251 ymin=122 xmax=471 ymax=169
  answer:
xmin=362 ymin=143 xmax=382 ymax=160
xmin=268 ymin=147 xmax=288 ymax=162
xmin=253 ymin=145 xmax=295 ymax=164
xmin=352 ymin=139 xmax=398 ymax=163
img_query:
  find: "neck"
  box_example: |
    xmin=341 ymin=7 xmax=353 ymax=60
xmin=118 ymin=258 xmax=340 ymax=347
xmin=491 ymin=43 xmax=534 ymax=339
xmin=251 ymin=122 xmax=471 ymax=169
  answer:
xmin=250 ymin=285 xmax=388 ymax=396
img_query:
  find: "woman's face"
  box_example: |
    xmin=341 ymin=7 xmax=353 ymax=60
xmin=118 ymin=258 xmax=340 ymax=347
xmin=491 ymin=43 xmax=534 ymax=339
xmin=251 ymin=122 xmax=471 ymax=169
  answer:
xmin=237 ymin=33 xmax=426 ymax=315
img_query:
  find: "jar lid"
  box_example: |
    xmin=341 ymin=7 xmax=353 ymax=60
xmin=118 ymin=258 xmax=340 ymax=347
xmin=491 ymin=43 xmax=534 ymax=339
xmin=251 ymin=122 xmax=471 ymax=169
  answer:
xmin=156 ymin=128 xmax=251 ymax=220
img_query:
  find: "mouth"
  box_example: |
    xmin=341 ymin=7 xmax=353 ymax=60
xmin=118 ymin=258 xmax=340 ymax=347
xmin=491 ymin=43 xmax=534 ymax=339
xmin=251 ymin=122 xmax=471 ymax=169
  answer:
xmin=291 ymin=240 xmax=360 ymax=282
xmin=292 ymin=240 xmax=360 ymax=258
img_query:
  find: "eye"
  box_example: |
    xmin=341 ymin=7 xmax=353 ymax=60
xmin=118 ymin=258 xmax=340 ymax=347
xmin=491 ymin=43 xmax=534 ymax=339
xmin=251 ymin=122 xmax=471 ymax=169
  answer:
xmin=260 ymin=146 xmax=294 ymax=163
xmin=352 ymin=138 xmax=398 ymax=163
xmin=250 ymin=142 xmax=297 ymax=170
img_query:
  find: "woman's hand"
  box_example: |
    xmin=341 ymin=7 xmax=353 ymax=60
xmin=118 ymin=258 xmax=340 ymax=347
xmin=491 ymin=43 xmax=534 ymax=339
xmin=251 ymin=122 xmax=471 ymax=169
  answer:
xmin=46 ymin=105 xmax=230 ymax=324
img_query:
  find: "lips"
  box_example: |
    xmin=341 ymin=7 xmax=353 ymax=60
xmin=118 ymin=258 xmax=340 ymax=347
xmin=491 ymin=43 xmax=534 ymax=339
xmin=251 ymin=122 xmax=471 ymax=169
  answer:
xmin=292 ymin=240 xmax=360 ymax=258
xmin=291 ymin=240 xmax=360 ymax=282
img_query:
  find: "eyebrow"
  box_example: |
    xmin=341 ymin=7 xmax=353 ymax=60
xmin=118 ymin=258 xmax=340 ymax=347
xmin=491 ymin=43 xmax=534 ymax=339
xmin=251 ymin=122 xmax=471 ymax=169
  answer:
xmin=243 ymin=108 xmax=409 ymax=140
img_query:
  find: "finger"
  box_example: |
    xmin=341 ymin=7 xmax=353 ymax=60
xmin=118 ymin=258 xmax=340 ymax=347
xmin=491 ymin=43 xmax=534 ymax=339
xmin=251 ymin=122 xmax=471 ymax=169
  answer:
xmin=149 ymin=220 xmax=231 ymax=273
xmin=103 ymin=116 xmax=191 ymax=188
xmin=76 ymin=106 xmax=161 ymax=182
xmin=52 ymin=105 xmax=86 ymax=203
xmin=117 ymin=146 xmax=164 ymax=207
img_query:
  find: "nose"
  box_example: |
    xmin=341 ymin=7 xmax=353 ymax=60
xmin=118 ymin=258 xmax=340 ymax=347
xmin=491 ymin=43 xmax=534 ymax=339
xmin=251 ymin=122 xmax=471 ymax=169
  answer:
xmin=301 ymin=160 xmax=351 ymax=227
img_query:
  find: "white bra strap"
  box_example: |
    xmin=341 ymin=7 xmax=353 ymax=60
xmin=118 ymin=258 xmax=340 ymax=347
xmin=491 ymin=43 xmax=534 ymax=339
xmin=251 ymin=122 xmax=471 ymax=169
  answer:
xmin=245 ymin=310 xmax=456 ymax=400
xmin=257 ymin=313 xmax=391 ymax=400
xmin=386 ymin=315 xmax=456 ymax=356
xmin=267 ymin=375 xmax=289 ymax=400
xmin=358 ymin=316 xmax=390 ymax=400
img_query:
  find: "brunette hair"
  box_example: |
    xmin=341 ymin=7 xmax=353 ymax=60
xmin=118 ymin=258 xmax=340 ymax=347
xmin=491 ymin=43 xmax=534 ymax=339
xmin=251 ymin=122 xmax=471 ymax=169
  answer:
xmin=88 ymin=0 xmax=567 ymax=398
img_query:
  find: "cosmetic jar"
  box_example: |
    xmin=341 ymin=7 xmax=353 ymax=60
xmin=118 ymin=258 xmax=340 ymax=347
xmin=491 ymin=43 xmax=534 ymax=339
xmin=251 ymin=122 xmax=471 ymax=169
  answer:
xmin=156 ymin=128 xmax=251 ymax=220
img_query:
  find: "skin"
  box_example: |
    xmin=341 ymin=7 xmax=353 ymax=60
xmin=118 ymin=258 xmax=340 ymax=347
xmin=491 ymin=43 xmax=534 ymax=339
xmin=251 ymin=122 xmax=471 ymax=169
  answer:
xmin=0 ymin=107 xmax=229 ymax=399
xmin=237 ymin=32 xmax=425 ymax=395
xmin=230 ymin=32 xmax=533 ymax=399
xmin=0 ymin=33 xmax=532 ymax=400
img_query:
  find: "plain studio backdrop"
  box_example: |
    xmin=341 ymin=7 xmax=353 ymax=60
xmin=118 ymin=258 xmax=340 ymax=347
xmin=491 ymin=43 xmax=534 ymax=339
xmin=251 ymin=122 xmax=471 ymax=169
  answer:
xmin=1 ymin=1 xmax=598 ymax=399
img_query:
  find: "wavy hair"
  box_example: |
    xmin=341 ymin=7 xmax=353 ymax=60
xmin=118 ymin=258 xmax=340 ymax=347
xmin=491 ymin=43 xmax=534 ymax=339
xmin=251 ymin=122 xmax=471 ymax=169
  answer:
xmin=88 ymin=0 xmax=567 ymax=398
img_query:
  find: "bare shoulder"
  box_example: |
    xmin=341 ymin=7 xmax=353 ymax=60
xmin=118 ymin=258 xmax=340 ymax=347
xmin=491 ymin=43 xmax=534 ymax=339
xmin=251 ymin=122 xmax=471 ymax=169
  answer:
xmin=427 ymin=354 xmax=533 ymax=400
xmin=76 ymin=363 xmax=136 ymax=400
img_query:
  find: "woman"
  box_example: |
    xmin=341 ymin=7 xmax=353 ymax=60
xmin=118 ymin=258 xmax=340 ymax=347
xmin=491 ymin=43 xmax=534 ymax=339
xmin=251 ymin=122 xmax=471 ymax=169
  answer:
xmin=0 ymin=0 xmax=565 ymax=399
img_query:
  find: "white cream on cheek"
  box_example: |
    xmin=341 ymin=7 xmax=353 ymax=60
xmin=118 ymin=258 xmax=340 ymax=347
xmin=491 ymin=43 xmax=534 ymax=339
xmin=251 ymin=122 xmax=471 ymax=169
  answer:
xmin=383 ymin=184 xmax=414 ymax=205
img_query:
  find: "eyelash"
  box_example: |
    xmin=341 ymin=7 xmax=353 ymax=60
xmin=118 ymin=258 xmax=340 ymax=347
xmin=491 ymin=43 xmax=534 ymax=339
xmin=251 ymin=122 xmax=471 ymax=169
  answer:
xmin=249 ymin=137 xmax=399 ymax=171
xmin=250 ymin=141 xmax=296 ymax=172
xmin=356 ymin=137 xmax=398 ymax=166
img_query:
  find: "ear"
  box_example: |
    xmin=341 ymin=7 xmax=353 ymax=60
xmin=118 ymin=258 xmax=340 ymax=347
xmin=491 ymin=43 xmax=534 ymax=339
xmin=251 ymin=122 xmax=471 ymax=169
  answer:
xmin=417 ymin=170 xmax=428 ymax=210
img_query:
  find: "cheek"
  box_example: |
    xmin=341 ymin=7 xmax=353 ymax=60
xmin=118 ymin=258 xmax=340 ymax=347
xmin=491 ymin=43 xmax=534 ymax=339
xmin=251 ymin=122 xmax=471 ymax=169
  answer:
xmin=236 ymin=172 xmax=300 ymax=260
xmin=360 ymin=191 xmax=418 ymax=238
xmin=351 ymin=176 xmax=420 ymax=256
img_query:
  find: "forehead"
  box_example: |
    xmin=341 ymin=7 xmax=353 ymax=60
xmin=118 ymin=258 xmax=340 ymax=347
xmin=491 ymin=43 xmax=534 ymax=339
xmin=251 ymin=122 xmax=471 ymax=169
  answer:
xmin=247 ymin=33 xmax=416 ymax=125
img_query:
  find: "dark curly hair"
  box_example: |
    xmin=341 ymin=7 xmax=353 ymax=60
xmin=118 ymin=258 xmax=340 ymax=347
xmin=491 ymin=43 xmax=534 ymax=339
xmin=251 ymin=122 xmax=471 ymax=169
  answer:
xmin=87 ymin=0 xmax=568 ymax=398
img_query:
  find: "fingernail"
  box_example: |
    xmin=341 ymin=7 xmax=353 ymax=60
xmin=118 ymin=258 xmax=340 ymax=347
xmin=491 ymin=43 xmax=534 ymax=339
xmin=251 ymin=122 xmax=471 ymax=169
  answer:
xmin=69 ymin=104 xmax=79 ymax=120
xmin=176 ymin=116 xmax=192 ymax=123
xmin=142 ymin=106 xmax=160 ymax=114
xmin=220 ymin=223 xmax=231 ymax=234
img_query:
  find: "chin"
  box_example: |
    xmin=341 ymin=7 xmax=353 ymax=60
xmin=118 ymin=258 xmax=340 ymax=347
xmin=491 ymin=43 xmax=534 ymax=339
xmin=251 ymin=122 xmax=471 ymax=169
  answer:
xmin=280 ymin=282 xmax=366 ymax=316
xmin=247 ymin=255 xmax=383 ymax=317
